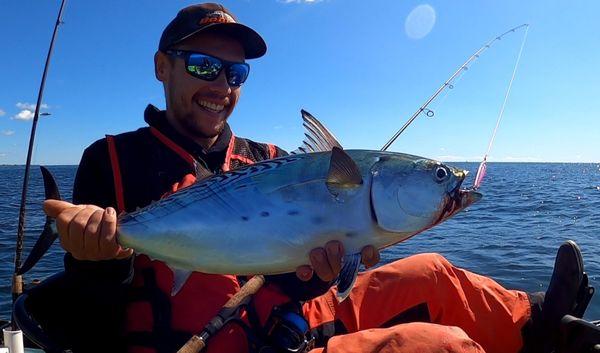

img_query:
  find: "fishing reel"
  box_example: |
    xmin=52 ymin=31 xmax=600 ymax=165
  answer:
xmin=262 ymin=306 xmax=315 ymax=353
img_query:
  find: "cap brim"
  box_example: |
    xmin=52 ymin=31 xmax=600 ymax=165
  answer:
xmin=176 ymin=22 xmax=267 ymax=59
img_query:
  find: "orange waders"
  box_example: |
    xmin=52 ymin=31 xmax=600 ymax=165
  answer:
xmin=309 ymin=323 xmax=485 ymax=353
xmin=302 ymin=253 xmax=532 ymax=353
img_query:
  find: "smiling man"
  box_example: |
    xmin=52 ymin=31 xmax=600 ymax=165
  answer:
xmin=38 ymin=3 xmax=590 ymax=353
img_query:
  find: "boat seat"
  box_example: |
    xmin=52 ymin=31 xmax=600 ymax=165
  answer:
xmin=13 ymin=272 xmax=73 ymax=353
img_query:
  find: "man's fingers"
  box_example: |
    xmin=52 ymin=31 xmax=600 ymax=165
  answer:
xmin=55 ymin=204 xmax=90 ymax=253
xmin=361 ymin=245 xmax=380 ymax=269
xmin=310 ymin=248 xmax=335 ymax=282
xmin=98 ymin=207 xmax=133 ymax=260
xmin=295 ymin=265 xmax=314 ymax=282
xmin=68 ymin=207 xmax=98 ymax=258
xmin=55 ymin=206 xmax=80 ymax=250
xmin=179 ymin=174 xmax=197 ymax=189
xmin=83 ymin=209 xmax=105 ymax=260
xmin=98 ymin=207 xmax=119 ymax=258
xmin=325 ymin=241 xmax=344 ymax=276
xmin=115 ymin=248 xmax=134 ymax=260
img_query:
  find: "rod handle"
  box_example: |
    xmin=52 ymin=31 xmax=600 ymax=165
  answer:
xmin=177 ymin=275 xmax=266 ymax=353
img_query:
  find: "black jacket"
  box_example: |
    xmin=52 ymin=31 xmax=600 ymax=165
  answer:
xmin=51 ymin=105 xmax=331 ymax=352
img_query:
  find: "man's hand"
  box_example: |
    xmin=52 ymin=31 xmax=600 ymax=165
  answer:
xmin=44 ymin=199 xmax=133 ymax=261
xmin=295 ymin=241 xmax=381 ymax=282
xmin=162 ymin=173 xmax=197 ymax=198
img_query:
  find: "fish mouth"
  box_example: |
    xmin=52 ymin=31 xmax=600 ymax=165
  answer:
xmin=437 ymin=170 xmax=483 ymax=223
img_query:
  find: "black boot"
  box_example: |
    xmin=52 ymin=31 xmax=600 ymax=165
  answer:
xmin=521 ymin=240 xmax=585 ymax=353
xmin=543 ymin=241 xmax=585 ymax=337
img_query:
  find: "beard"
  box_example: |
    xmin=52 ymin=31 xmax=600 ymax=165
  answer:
xmin=177 ymin=111 xmax=226 ymax=139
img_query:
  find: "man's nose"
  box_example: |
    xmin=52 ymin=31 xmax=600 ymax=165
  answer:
xmin=208 ymin=70 xmax=232 ymax=95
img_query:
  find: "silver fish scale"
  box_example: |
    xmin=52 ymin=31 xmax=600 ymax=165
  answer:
xmin=117 ymin=150 xmax=474 ymax=275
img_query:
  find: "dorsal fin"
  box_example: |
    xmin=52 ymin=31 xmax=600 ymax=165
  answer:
xmin=292 ymin=109 xmax=343 ymax=154
xmin=326 ymin=147 xmax=362 ymax=186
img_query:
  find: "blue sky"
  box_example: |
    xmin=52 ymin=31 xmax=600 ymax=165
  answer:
xmin=1 ymin=0 xmax=598 ymax=165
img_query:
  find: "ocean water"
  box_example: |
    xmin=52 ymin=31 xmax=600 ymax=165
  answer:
xmin=1 ymin=163 xmax=600 ymax=323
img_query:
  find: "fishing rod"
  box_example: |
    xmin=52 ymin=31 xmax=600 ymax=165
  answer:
xmin=11 ymin=0 xmax=68 ymax=327
xmin=380 ymin=23 xmax=529 ymax=152
xmin=472 ymin=25 xmax=530 ymax=189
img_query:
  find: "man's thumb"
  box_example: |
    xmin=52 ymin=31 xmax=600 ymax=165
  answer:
xmin=43 ymin=199 xmax=77 ymax=218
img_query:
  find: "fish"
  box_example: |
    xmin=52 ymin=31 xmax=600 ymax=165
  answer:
xmin=28 ymin=110 xmax=482 ymax=301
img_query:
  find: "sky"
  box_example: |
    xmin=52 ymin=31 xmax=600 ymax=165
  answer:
xmin=1 ymin=0 xmax=599 ymax=165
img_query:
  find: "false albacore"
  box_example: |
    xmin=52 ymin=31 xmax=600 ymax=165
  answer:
xmin=31 ymin=110 xmax=481 ymax=301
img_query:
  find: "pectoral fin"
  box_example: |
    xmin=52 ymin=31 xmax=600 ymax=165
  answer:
xmin=335 ymin=253 xmax=362 ymax=302
xmin=327 ymin=147 xmax=363 ymax=187
xmin=170 ymin=266 xmax=193 ymax=296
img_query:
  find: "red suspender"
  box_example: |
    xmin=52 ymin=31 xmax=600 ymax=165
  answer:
xmin=222 ymin=134 xmax=236 ymax=172
xmin=151 ymin=127 xmax=274 ymax=173
xmin=106 ymin=135 xmax=126 ymax=213
xmin=149 ymin=127 xmax=196 ymax=168
xmin=267 ymin=143 xmax=277 ymax=159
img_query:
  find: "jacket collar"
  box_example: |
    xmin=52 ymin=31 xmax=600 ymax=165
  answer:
xmin=143 ymin=104 xmax=232 ymax=157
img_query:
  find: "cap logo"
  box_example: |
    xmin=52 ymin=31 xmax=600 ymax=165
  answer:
xmin=199 ymin=11 xmax=236 ymax=25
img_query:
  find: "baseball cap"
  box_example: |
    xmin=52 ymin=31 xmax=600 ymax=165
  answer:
xmin=159 ymin=3 xmax=267 ymax=59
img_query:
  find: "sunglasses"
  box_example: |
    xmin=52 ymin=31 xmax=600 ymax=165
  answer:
xmin=165 ymin=49 xmax=250 ymax=87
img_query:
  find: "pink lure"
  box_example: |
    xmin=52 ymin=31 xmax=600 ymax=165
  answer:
xmin=473 ymin=159 xmax=487 ymax=190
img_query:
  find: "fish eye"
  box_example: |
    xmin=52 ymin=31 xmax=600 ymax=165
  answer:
xmin=434 ymin=166 xmax=450 ymax=183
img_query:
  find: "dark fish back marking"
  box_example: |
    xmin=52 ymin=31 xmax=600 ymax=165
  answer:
xmin=121 ymin=155 xmax=306 ymax=223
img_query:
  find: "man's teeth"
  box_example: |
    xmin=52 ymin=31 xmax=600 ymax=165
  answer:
xmin=198 ymin=100 xmax=225 ymax=112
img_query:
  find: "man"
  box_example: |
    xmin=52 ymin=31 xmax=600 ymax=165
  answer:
xmin=41 ymin=3 xmax=587 ymax=353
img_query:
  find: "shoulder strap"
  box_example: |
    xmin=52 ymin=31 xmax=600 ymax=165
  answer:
xmin=149 ymin=127 xmax=196 ymax=168
xmin=105 ymin=135 xmax=126 ymax=213
xmin=226 ymin=137 xmax=278 ymax=172
xmin=222 ymin=133 xmax=237 ymax=172
xmin=227 ymin=136 xmax=264 ymax=171
xmin=267 ymin=144 xmax=277 ymax=159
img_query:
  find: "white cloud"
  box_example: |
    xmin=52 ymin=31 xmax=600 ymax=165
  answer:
xmin=16 ymin=102 xmax=49 ymax=111
xmin=12 ymin=110 xmax=35 ymax=121
xmin=2 ymin=130 xmax=15 ymax=136
xmin=11 ymin=102 xmax=50 ymax=121
xmin=0 ymin=153 xmax=6 ymax=157
xmin=0 ymin=109 xmax=5 ymax=116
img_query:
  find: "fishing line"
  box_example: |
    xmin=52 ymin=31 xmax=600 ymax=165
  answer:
xmin=381 ymin=24 xmax=530 ymax=152
xmin=473 ymin=25 xmax=529 ymax=189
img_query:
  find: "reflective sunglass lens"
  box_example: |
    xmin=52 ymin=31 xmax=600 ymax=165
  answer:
xmin=187 ymin=54 xmax=223 ymax=80
xmin=227 ymin=64 xmax=250 ymax=86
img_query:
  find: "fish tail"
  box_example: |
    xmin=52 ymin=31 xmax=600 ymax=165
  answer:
xmin=17 ymin=166 xmax=61 ymax=275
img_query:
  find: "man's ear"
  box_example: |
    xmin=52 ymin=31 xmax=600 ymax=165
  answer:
xmin=155 ymin=51 xmax=170 ymax=82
